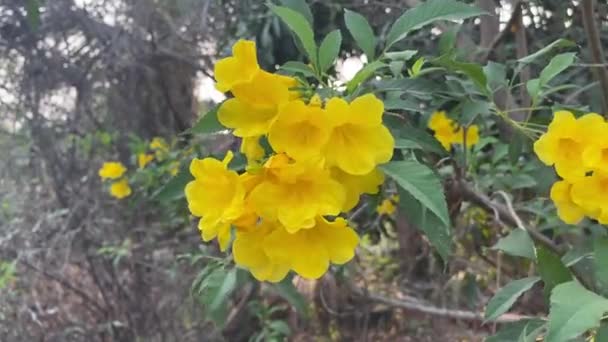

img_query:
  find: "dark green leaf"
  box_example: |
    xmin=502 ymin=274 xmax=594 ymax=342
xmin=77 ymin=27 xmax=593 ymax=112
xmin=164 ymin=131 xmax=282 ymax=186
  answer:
xmin=280 ymin=61 xmax=316 ymax=77
xmin=209 ymin=268 xmax=238 ymax=312
xmin=384 ymin=50 xmax=418 ymax=61
xmin=279 ymin=0 xmax=314 ymax=24
xmin=385 ymin=0 xmax=485 ymax=50
xmin=460 ymin=99 xmax=489 ymax=125
xmin=346 ymin=61 xmax=385 ymax=93
xmin=594 ymin=237 xmax=608 ymax=291
xmin=537 ymin=246 xmax=573 ymax=299
xmin=484 ymin=61 xmax=507 ymax=91
xmin=272 ymin=278 xmax=309 ymax=318
xmin=344 ymin=9 xmax=376 ymax=60
xmin=562 ymin=247 xmax=593 ymax=267
xmin=394 ymin=138 xmax=422 ymax=150
xmin=485 ymin=277 xmax=540 ymax=322
xmin=398 ymin=188 xmax=452 ymax=260
xmin=153 ymin=167 xmax=193 ymax=203
xmin=492 ymin=229 xmax=536 ymax=260
xmin=486 ymin=320 xmax=546 ymax=342
xmin=547 ymin=281 xmax=608 ymax=342
xmin=270 ymin=5 xmax=317 ymax=67
xmin=539 ymin=53 xmax=576 ymax=86
xmin=191 ymin=107 xmax=224 ymax=134
xmin=434 ymin=54 xmax=488 ymax=93
xmin=438 ymin=25 xmax=460 ymax=55
xmin=318 ymin=30 xmax=342 ymax=72
xmin=381 ymin=160 xmax=451 ymax=231
xmin=399 ymin=125 xmax=447 ymax=155
xmin=268 ymin=320 xmax=291 ymax=335
xmin=518 ymin=39 xmax=576 ymax=64
xmin=596 ymin=322 xmax=608 ymax=342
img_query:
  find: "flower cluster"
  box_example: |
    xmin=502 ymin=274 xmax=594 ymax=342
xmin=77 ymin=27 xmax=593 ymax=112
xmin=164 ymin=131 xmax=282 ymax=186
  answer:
xmin=534 ymin=111 xmax=608 ymax=224
xmin=428 ymin=111 xmax=479 ymax=151
xmin=185 ymin=40 xmax=395 ymax=281
xmin=99 ymin=161 xmax=132 ymax=199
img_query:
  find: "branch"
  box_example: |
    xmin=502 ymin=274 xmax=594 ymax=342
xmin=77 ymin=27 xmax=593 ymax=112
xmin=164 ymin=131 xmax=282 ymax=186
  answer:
xmin=478 ymin=0 xmax=522 ymax=64
xmin=581 ymin=0 xmax=608 ymax=115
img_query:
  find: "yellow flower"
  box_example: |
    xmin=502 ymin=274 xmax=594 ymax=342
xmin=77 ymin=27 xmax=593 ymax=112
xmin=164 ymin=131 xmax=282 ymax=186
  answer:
xmin=268 ymin=100 xmax=331 ymax=160
xmin=580 ymin=115 xmax=608 ymax=174
xmin=99 ymin=161 xmax=127 ymax=180
xmin=533 ymin=111 xmax=589 ymax=181
xmin=150 ymin=137 xmax=169 ymax=161
xmin=232 ymin=220 xmax=290 ymax=282
xmin=550 ymin=180 xmax=585 ymax=225
xmin=390 ymin=194 xmax=400 ymax=203
xmin=249 ymin=157 xmax=345 ymax=233
xmin=110 ymin=178 xmax=132 ymax=199
xmin=324 ymin=94 xmax=394 ymax=175
xmin=376 ymin=199 xmax=396 ymax=216
xmin=331 ymin=167 xmax=384 ymax=211
xmin=263 ymin=217 xmax=359 ymax=280
xmin=185 ymin=151 xmax=246 ymax=251
xmin=570 ymin=174 xmax=608 ymax=224
xmin=168 ymin=162 xmax=180 ymax=176
xmin=137 ymin=153 xmax=154 ymax=169
xmin=240 ymin=136 xmax=265 ymax=166
xmin=427 ymin=111 xmax=479 ymax=151
xmin=214 ymin=40 xmax=260 ymax=93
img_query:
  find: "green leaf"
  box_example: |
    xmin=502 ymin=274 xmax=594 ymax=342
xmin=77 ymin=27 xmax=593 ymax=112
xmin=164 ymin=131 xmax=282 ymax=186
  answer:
xmin=460 ymin=99 xmax=489 ymax=125
xmin=385 ymin=0 xmax=485 ymax=50
xmin=398 ymin=188 xmax=452 ymax=260
xmin=272 ymin=278 xmax=309 ymax=317
xmin=381 ymin=160 xmax=451 ymax=230
xmin=517 ymin=321 xmax=545 ymax=342
xmin=344 ymin=9 xmax=376 ymax=60
xmin=596 ymin=322 xmax=608 ymax=342
xmin=486 ymin=319 xmax=546 ymax=342
xmin=484 ymin=62 xmax=507 ymax=92
xmin=191 ymin=107 xmax=224 ymax=134
xmin=518 ymin=39 xmax=576 ymax=64
xmin=279 ymin=0 xmax=314 ymax=24
xmin=537 ymin=246 xmax=573 ymax=299
xmin=270 ymin=5 xmax=317 ymax=67
xmin=279 ymin=61 xmax=316 ymax=77
xmin=384 ymin=50 xmax=418 ymax=61
xmin=268 ymin=320 xmax=291 ymax=335
xmin=318 ymin=30 xmax=342 ymax=72
xmin=492 ymin=229 xmax=536 ymax=260
xmin=399 ymin=125 xmax=447 ymax=155
xmin=485 ymin=277 xmax=540 ymax=322
xmin=345 ymin=60 xmax=385 ymax=93
xmin=539 ymin=53 xmax=576 ymax=87
xmin=209 ymin=268 xmax=238 ymax=312
xmin=409 ymin=57 xmax=426 ymax=77
xmin=434 ymin=54 xmax=488 ymax=93
xmin=594 ymin=237 xmax=608 ymax=291
xmin=546 ymin=281 xmax=608 ymax=342
xmin=562 ymin=247 xmax=593 ymax=267
xmin=394 ymin=138 xmax=422 ymax=150
xmin=438 ymin=25 xmax=460 ymax=55
xmin=375 ymin=78 xmax=437 ymax=99
xmin=526 ymin=78 xmax=541 ymax=100
xmin=153 ymin=167 xmax=193 ymax=203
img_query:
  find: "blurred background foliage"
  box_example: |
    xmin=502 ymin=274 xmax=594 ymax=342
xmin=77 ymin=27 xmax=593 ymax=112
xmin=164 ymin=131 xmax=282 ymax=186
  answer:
xmin=0 ymin=0 xmax=607 ymax=341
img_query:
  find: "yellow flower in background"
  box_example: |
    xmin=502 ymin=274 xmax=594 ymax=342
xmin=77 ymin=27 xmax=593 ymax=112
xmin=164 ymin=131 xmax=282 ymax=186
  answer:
xmin=268 ymin=100 xmax=331 ymax=160
xmin=138 ymin=153 xmax=154 ymax=169
xmin=110 ymin=178 xmax=131 ymax=199
xmin=249 ymin=158 xmax=345 ymax=233
xmin=533 ymin=111 xmax=589 ymax=181
xmin=331 ymin=167 xmax=384 ymax=211
xmin=324 ymin=94 xmax=394 ymax=175
xmin=428 ymin=111 xmax=479 ymax=151
xmin=240 ymin=136 xmax=265 ymax=167
xmin=376 ymin=198 xmax=396 ymax=216
xmin=263 ymin=217 xmax=359 ymax=280
xmin=232 ymin=220 xmax=290 ymax=282
xmin=99 ymin=161 xmax=127 ymax=180
xmin=185 ymin=151 xmax=246 ymax=251
xmin=550 ymin=180 xmax=585 ymax=225
xmin=150 ymin=137 xmax=169 ymax=160
xmin=214 ymin=40 xmax=260 ymax=93
xmin=168 ymin=162 xmax=180 ymax=176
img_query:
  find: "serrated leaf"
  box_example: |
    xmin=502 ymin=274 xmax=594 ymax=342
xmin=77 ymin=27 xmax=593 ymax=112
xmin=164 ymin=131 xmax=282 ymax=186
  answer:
xmin=280 ymin=61 xmax=316 ymax=77
xmin=318 ymin=30 xmax=342 ymax=72
xmin=398 ymin=188 xmax=451 ymax=260
xmin=492 ymin=229 xmax=536 ymax=260
xmin=518 ymin=39 xmax=576 ymax=64
xmin=345 ymin=60 xmax=385 ymax=93
xmin=153 ymin=167 xmax=193 ymax=203
xmin=594 ymin=237 xmax=608 ymax=291
xmin=381 ymin=160 xmax=450 ymax=230
xmin=272 ymin=278 xmax=309 ymax=318
xmin=485 ymin=277 xmax=540 ymax=322
xmin=385 ymin=0 xmax=485 ymax=50
xmin=486 ymin=319 xmax=546 ymax=342
xmin=344 ymin=9 xmax=376 ymax=60
xmin=270 ymin=5 xmax=317 ymax=67
xmin=537 ymin=246 xmax=573 ymax=299
xmin=279 ymin=0 xmax=313 ymax=24
xmin=191 ymin=107 xmax=224 ymax=134
xmin=539 ymin=53 xmax=576 ymax=86
xmin=546 ymin=281 xmax=608 ymax=342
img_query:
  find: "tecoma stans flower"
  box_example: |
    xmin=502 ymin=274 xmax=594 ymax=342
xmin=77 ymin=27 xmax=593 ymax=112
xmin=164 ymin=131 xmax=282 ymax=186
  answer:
xmin=99 ymin=161 xmax=127 ymax=180
xmin=324 ymin=94 xmax=394 ymax=175
xmin=428 ymin=111 xmax=479 ymax=151
xmin=550 ymin=180 xmax=585 ymax=225
xmin=331 ymin=167 xmax=384 ymax=211
xmin=214 ymin=39 xmax=260 ymax=93
xmin=110 ymin=178 xmax=131 ymax=199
